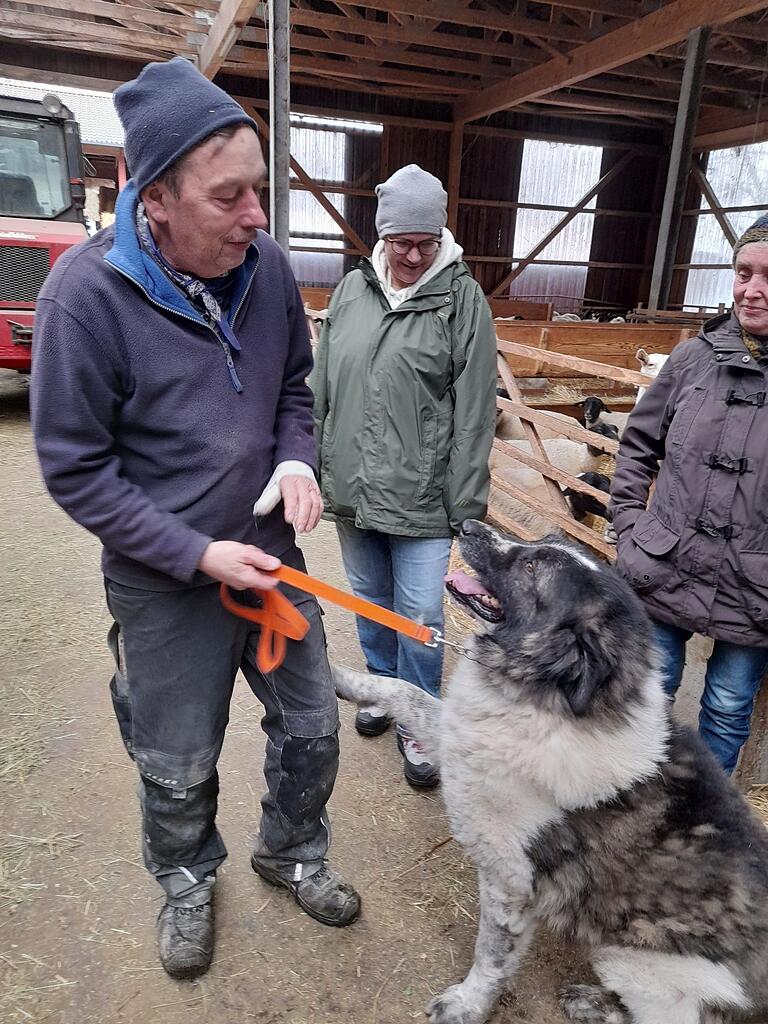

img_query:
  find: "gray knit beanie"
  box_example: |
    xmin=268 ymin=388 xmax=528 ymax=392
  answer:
xmin=114 ymin=56 xmax=256 ymax=192
xmin=733 ymin=213 xmax=768 ymax=264
xmin=374 ymin=164 xmax=447 ymax=238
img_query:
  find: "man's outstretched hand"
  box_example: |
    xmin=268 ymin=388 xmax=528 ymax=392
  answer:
xmin=198 ymin=541 xmax=281 ymax=589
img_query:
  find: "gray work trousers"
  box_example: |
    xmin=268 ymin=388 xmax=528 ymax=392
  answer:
xmin=104 ymin=546 xmax=339 ymax=908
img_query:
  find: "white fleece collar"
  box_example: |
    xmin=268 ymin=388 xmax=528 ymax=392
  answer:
xmin=372 ymin=228 xmax=464 ymax=309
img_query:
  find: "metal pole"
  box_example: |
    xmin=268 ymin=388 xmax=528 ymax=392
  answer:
xmin=268 ymin=0 xmax=290 ymax=254
xmin=647 ymin=25 xmax=711 ymax=312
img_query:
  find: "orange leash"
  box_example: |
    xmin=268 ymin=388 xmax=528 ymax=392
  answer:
xmin=220 ymin=564 xmax=436 ymax=673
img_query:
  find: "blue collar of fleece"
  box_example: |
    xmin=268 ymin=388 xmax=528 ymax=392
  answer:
xmin=104 ymin=181 xmax=258 ymax=326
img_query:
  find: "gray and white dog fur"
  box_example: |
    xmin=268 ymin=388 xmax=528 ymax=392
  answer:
xmin=333 ymin=520 xmax=768 ymax=1024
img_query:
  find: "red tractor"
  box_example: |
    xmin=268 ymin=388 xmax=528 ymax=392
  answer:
xmin=0 ymin=92 xmax=88 ymax=372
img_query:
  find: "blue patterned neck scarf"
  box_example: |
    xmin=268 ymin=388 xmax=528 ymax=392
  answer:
xmin=136 ymin=202 xmax=243 ymax=392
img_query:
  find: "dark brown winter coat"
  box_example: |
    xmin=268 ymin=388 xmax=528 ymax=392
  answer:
xmin=610 ymin=311 xmax=768 ymax=647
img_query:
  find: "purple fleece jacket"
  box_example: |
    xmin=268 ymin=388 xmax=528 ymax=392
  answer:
xmin=31 ymin=193 xmax=315 ymax=590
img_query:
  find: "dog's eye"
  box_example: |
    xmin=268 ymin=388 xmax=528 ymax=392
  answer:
xmin=525 ymin=561 xmax=535 ymax=575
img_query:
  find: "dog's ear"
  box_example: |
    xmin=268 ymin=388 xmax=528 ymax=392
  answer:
xmin=533 ymin=625 xmax=611 ymax=716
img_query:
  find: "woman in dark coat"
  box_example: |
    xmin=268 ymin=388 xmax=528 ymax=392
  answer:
xmin=611 ymin=214 xmax=768 ymax=774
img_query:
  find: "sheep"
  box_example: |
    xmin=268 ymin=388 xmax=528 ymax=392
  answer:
xmin=577 ymin=395 xmax=631 ymax=437
xmin=495 ymin=388 xmax=586 ymax=442
xmin=492 ymin=425 xmax=618 ymax=540
xmin=563 ymin=471 xmax=612 ymax=522
xmin=493 ymin=423 xmax=617 ymax=506
xmin=636 ymin=348 xmax=670 ymax=398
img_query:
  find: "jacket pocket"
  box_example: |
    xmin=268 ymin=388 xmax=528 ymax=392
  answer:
xmin=619 ymin=510 xmax=680 ymax=594
xmin=668 ymin=386 xmax=707 ymax=447
xmin=735 ymin=550 xmax=768 ymax=627
xmin=415 ymin=411 xmax=438 ymax=503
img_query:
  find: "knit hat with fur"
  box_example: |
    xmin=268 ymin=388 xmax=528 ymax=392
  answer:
xmin=733 ymin=212 xmax=768 ymax=264
xmin=114 ymin=57 xmax=256 ymax=193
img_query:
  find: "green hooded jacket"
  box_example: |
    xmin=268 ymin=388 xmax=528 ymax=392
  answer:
xmin=309 ymin=258 xmax=497 ymax=537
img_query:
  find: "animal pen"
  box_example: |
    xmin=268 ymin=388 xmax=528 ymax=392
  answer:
xmin=4 ymin=0 xmax=768 ymax=784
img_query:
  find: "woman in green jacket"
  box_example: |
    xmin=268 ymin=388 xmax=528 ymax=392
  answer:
xmin=310 ymin=164 xmax=497 ymax=788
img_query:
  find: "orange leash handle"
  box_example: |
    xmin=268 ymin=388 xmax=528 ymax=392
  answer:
xmin=219 ymin=582 xmax=310 ymax=673
xmin=272 ymin=564 xmax=435 ymax=645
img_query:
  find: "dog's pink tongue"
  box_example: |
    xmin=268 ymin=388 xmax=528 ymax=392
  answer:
xmin=444 ymin=570 xmax=490 ymax=597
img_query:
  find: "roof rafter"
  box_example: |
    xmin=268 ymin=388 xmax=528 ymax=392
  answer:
xmin=454 ymin=0 xmax=768 ymax=123
xmin=199 ymin=0 xmax=261 ymax=77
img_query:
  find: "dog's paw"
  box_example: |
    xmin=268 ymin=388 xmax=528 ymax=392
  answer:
xmin=426 ymin=985 xmax=488 ymax=1024
xmin=560 ymin=984 xmax=627 ymax=1024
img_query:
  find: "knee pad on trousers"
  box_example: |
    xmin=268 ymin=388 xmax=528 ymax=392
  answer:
xmin=141 ymin=772 xmax=219 ymax=865
xmin=276 ymin=733 xmax=339 ymax=827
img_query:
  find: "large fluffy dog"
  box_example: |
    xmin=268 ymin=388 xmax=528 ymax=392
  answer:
xmin=334 ymin=520 xmax=768 ymax=1024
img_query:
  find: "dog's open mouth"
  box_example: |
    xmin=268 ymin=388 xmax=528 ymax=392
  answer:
xmin=444 ymin=570 xmax=503 ymax=623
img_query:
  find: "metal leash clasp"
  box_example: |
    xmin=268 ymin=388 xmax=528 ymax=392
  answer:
xmin=427 ymin=628 xmax=474 ymax=660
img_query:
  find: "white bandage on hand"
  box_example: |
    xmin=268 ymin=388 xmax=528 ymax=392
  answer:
xmin=253 ymin=461 xmax=317 ymax=518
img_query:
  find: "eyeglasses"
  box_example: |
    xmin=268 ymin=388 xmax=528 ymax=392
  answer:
xmin=385 ymin=237 xmax=441 ymax=257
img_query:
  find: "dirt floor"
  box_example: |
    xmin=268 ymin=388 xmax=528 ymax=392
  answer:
xmin=0 ymin=368 xmax=593 ymax=1024
xmin=0 ymin=367 xmax=749 ymax=1024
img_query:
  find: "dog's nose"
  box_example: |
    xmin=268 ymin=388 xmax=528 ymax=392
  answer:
xmin=460 ymin=519 xmax=480 ymax=536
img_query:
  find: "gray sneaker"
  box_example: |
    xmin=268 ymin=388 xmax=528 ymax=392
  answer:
xmin=157 ymin=901 xmax=214 ymax=980
xmin=251 ymin=858 xmax=360 ymax=927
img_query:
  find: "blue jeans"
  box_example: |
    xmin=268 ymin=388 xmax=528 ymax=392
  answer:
xmin=652 ymin=619 xmax=768 ymax=774
xmin=335 ymin=522 xmax=452 ymax=699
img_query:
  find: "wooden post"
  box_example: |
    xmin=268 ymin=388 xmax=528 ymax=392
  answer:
xmin=447 ymin=123 xmax=463 ymax=236
xmin=690 ymin=159 xmax=737 ymax=247
xmin=648 ymin=26 xmax=711 ymax=312
xmin=496 ymin=355 xmax=571 ymax=515
xmin=268 ymin=0 xmax=291 ymax=254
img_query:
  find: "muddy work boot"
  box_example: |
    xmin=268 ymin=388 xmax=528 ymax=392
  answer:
xmin=397 ymin=730 xmax=440 ymax=789
xmin=156 ymin=901 xmax=214 ymax=980
xmin=251 ymin=858 xmax=360 ymax=927
xmin=354 ymin=703 xmax=391 ymax=737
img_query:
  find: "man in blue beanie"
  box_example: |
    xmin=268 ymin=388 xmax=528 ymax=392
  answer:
xmin=30 ymin=57 xmax=360 ymax=981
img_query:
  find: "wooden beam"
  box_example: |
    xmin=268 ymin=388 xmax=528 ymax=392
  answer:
xmin=496 ymin=357 xmax=571 ymax=515
xmin=199 ymin=0 xmax=262 ymax=77
xmin=718 ymin=13 xmax=768 ymax=42
xmin=246 ymin=11 xmax=541 ymax=63
xmin=498 ymin=341 xmax=650 ymax=389
xmin=454 ymin=0 xmax=768 ymax=124
xmin=694 ymin=101 xmax=768 ymax=150
xmin=617 ymin=57 xmax=759 ymax=96
xmin=491 ymin=470 xmax=616 ymax=558
xmin=446 ymin=123 xmax=463 ymax=235
xmin=494 ymin=440 xmax=612 ymax=504
xmin=496 ymin=397 xmax=620 ymax=453
xmin=306 ymin=0 xmax=592 ymax=44
xmin=532 ymin=91 xmax=674 ymax=121
xmin=0 ymin=8 xmax=196 ymax=52
xmin=0 ymin=62 xmax=125 ymax=91
xmin=244 ymin=105 xmax=371 ymax=256
xmin=5 ymin=0 xmax=206 ymax=32
xmin=490 ymin=151 xmax=633 ymax=297
xmin=229 ymin=46 xmax=474 ymax=92
xmin=486 ymin=506 xmax=539 ymax=543
xmin=690 ymin=160 xmax=738 ymax=247
xmin=227 ymin=95 xmax=662 ymax=153
xmin=232 ymin=30 xmax=511 ymax=79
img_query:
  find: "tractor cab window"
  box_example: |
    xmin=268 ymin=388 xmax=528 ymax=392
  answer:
xmin=0 ymin=115 xmax=70 ymax=218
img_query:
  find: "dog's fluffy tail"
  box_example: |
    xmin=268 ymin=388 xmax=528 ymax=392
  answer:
xmin=332 ymin=665 xmax=441 ymax=765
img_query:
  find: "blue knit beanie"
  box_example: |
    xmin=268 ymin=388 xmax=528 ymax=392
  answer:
xmin=114 ymin=57 xmax=256 ymax=192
